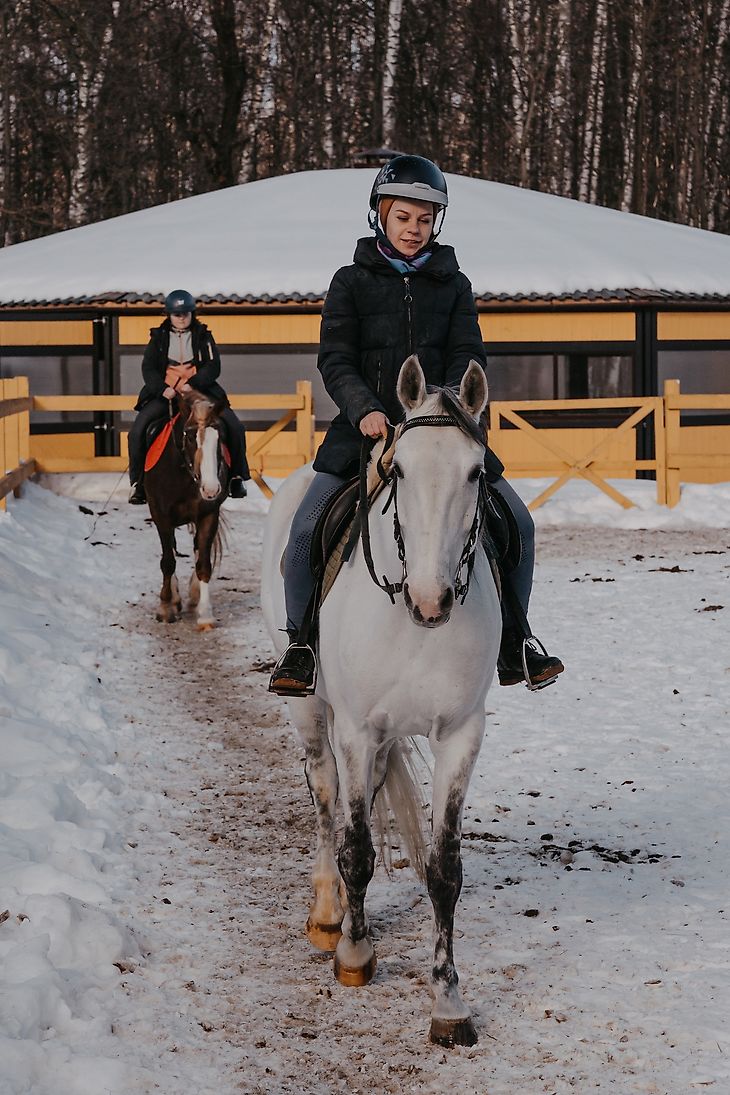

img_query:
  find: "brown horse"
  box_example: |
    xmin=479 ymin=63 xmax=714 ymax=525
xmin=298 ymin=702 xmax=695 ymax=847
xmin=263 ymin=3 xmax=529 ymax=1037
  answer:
xmin=144 ymin=390 xmax=231 ymax=630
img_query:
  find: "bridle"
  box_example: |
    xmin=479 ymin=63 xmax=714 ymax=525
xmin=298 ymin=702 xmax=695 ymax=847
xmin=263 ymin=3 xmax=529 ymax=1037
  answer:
xmin=359 ymin=415 xmax=486 ymax=606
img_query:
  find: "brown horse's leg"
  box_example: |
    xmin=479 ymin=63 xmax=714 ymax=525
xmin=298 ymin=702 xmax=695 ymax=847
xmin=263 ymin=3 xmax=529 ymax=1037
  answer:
xmin=155 ymin=523 xmax=181 ymax=623
xmin=191 ymin=511 xmax=219 ymax=630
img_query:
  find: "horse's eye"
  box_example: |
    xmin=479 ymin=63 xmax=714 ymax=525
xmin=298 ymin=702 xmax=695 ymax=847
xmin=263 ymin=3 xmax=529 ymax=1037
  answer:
xmin=467 ymin=466 xmax=483 ymax=483
xmin=393 ymin=462 xmax=404 ymax=480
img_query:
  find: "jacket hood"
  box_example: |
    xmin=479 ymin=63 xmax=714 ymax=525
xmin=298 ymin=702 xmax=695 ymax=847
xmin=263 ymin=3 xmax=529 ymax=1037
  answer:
xmin=352 ymin=236 xmax=460 ymax=279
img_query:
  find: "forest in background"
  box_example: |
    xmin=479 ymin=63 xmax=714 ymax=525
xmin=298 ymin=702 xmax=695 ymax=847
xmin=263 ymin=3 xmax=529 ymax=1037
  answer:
xmin=1 ymin=0 xmax=729 ymax=246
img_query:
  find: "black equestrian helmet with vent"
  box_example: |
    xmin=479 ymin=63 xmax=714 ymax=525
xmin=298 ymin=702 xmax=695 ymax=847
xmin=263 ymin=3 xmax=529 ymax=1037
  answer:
xmin=369 ymin=155 xmax=449 ymax=211
xmin=164 ymin=289 xmax=196 ymax=315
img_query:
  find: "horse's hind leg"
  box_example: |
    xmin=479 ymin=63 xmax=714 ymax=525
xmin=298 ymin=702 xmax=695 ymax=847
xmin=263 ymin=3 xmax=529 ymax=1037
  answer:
xmin=426 ymin=712 xmax=485 ymax=1048
xmin=156 ymin=525 xmax=181 ymax=623
xmin=332 ymin=727 xmax=377 ymax=986
xmin=289 ymin=696 xmax=345 ymax=952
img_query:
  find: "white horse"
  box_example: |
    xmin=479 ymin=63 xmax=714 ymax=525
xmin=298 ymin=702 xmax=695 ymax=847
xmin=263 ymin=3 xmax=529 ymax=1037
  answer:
xmin=261 ymin=356 xmax=501 ymax=1047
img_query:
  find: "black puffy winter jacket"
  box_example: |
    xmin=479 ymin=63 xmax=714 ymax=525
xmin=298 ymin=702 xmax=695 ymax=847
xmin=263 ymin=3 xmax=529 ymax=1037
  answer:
xmin=313 ymin=236 xmax=504 ymax=480
xmin=135 ymin=318 xmax=228 ymax=410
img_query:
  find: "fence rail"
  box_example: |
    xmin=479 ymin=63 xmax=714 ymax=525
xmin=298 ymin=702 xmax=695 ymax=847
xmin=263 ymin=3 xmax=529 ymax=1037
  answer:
xmin=27 ymin=381 xmax=314 ymax=499
xmin=2 ymin=378 xmax=729 ymax=510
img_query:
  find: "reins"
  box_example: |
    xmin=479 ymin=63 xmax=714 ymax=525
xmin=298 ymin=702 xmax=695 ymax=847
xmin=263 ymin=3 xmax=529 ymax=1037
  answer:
xmin=358 ymin=414 xmax=486 ymax=606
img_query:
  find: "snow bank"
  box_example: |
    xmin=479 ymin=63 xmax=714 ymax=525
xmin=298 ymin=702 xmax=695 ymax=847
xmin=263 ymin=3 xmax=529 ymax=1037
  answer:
xmin=0 ymin=486 xmax=142 ymax=1095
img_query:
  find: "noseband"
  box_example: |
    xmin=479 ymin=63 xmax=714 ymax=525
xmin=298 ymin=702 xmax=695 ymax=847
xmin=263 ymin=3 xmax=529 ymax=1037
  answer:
xmin=359 ymin=415 xmax=486 ymax=606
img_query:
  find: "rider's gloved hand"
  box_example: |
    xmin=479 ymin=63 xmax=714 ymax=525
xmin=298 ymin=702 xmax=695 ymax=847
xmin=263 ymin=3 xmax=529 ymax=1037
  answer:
xmin=163 ymin=386 xmax=177 ymax=399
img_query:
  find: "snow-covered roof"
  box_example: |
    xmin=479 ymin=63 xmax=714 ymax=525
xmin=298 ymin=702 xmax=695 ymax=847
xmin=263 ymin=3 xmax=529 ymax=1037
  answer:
xmin=2 ymin=168 xmax=730 ymax=307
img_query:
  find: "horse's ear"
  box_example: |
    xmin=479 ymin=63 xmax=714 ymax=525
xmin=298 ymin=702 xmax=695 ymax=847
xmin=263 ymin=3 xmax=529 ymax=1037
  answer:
xmin=397 ymin=355 xmax=427 ymax=412
xmin=459 ymin=360 xmax=488 ymax=419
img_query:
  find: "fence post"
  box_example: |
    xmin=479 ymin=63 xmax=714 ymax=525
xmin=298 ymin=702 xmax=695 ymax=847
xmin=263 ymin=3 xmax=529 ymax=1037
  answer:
xmin=653 ymin=395 xmax=667 ymax=505
xmin=5 ymin=377 xmax=20 ymax=494
xmin=664 ymin=378 xmax=681 ymax=507
xmin=295 ymin=380 xmax=315 ymax=465
xmin=15 ymin=377 xmax=30 ymax=497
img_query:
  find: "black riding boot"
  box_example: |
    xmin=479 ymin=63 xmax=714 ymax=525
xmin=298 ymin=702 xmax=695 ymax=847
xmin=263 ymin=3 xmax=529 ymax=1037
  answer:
xmin=269 ymin=631 xmax=317 ymax=696
xmin=128 ymin=479 xmax=146 ymax=504
xmin=498 ymin=628 xmax=564 ymax=689
xmin=228 ymin=476 xmax=247 ymax=498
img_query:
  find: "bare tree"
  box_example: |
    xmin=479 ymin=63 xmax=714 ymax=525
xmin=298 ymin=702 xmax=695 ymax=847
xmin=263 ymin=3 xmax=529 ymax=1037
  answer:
xmin=2 ymin=0 xmax=730 ymax=244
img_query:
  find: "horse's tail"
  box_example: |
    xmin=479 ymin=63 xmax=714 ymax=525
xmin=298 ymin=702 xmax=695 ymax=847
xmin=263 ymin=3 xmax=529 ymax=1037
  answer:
xmin=373 ymin=738 xmax=430 ymax=884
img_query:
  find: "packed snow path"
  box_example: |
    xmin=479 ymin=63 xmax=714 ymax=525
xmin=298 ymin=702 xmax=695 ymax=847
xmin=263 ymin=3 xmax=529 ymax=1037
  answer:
xmin=2 ymin=482 xmax=729 ymax=1093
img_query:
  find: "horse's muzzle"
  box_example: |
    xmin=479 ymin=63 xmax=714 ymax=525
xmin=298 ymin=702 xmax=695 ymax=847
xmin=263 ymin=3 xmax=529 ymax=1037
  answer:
xmin=403 ymin=582 xmax=454 ymax=627
xmin=200 ymin=482 xmax=223 ymax=501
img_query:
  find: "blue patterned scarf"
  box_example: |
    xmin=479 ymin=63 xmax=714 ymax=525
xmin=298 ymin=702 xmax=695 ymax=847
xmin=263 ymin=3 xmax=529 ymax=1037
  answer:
xmin=377 ymin=240 xmax=433 ymax=274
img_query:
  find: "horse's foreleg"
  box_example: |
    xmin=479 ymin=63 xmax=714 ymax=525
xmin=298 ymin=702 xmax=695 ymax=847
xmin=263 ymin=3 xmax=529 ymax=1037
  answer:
xmin=290 ymin=696 xmax=344 ymax=951
xmin=192 ymin=513 xmax=218 ymax=631
xmin=333 ymin=733 xmax=377 ymax=986
xmin=156 ymin=525 xmax=181 ymax=623
xmin=426 ymin=713 xmax=485 ymax=1048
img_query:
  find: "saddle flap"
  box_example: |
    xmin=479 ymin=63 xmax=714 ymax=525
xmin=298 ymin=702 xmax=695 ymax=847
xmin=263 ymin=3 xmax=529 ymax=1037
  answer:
xmin=309 ymin=476 xmax=360 ymax=578
xmin=482 ymin=481 xmax=522 ymax=573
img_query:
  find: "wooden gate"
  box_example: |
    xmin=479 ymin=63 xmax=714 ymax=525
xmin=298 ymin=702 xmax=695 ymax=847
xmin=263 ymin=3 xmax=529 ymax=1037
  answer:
xmin=489 ymin=396 xmax=666 ymax=510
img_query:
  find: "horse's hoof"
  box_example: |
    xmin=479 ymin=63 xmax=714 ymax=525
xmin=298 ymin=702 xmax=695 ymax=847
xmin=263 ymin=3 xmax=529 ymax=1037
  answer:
xmin=156 ymin=612 xmax=179 ymax=623
xmin=306 ymin=918 xmax=342 ymax=952
xmin=196 ymin=621 xmax=215 ymax=632
xmin=333 ymin=952 xmax=376 ymax=987
xmin=429 ymin=1016 xmax=478 ymax=1047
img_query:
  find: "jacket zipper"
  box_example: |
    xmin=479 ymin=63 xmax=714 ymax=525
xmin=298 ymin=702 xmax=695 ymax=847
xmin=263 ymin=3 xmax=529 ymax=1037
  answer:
xmin=403 ymin=275 xmax=414 ymax=354
xmin=376 ymin=360 xmax=382 ymax=397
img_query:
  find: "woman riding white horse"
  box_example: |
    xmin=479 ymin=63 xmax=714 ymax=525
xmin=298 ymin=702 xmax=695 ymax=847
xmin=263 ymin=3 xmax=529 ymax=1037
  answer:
xmin=268 ymin=154 xmax=563 ymax=696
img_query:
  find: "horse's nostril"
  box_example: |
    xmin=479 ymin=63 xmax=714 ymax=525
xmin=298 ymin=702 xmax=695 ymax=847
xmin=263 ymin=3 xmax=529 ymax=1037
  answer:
xmin=440 ymin=587 xmax=454 ymax=614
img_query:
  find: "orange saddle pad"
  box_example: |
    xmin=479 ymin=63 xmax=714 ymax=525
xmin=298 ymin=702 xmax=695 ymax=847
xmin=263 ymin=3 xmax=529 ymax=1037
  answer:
xmin=144 ymin=416 xmax=177 ymax=472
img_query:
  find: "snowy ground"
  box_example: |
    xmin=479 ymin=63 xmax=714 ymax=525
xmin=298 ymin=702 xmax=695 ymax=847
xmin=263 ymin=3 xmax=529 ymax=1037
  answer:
xmin=1 ymin=475 xmax=729 ymax=1095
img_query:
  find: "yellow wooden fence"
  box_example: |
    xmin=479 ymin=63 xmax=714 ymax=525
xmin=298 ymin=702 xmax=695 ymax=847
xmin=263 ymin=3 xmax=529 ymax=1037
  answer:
xmin=1 ymin=380 xmax=314 ymax=504
xmin=663 ymin=379 xmax=730 ymax=507
xmin=2 ymin=378 xmax=729 ymax=511
xmin=0 ymin=377 xmax=36 ymax=511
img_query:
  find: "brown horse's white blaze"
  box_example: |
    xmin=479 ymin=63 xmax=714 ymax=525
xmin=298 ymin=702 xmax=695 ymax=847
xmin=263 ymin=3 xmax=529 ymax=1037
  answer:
xmin=195 ymin=423 xmax=223 ymax=500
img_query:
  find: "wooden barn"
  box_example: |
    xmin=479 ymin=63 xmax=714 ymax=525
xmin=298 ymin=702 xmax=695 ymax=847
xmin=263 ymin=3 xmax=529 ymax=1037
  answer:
xmin=1 ymin=169 xmax=729 ymax=502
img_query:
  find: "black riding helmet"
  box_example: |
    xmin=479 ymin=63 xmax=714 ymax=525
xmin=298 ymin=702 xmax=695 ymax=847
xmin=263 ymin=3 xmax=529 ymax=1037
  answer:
xmin=164 ymin=288 xmax=196 ymax=315
xmin=368 ymin=154 xmax=448 ymax=240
